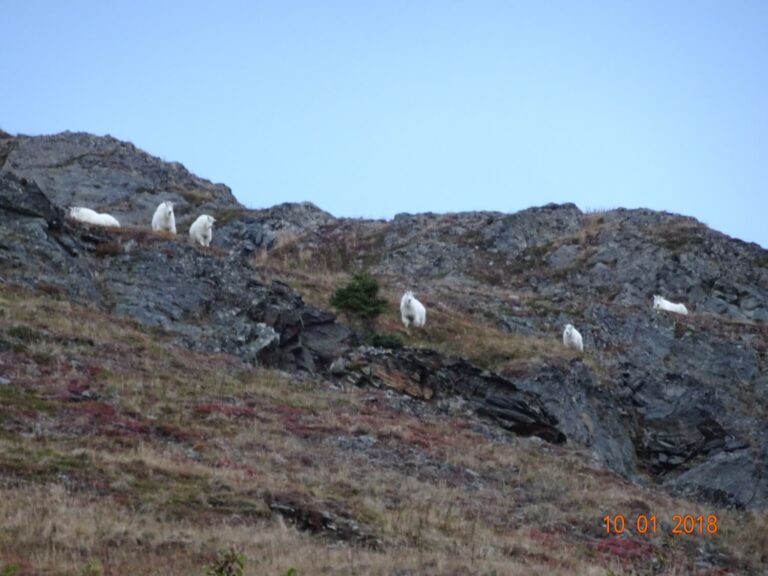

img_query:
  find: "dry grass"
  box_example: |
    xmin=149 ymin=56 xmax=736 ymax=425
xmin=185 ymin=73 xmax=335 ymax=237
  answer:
xmin=252 ymin=221 xmax=388 ymax=274
xmin=178 ymin=188 xmax=213 ymax=204
xmin=376 ymin=293 xmax=569 ymax=370
xmin=2 ymin=285 xmax=767 ymax=575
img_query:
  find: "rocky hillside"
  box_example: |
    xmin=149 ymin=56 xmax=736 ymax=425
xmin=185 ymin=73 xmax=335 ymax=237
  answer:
xmin=263 ymin=201 xmax=768 ymax=510
xmin=1 ymin=131 xmax=767 ymax=574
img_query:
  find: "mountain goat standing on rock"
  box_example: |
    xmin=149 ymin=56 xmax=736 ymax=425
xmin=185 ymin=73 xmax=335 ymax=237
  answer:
xmin=562 ymin=324 xmax=583 ymax=352
xmin=189 ymin=214 xmax=215 ymax=247
xmin=653 ymin=295 xmax=688 ymax=315
xmin=400 ymin=291 xmax=426 ymax=328
xmin=68 ymin=206 xmax=120 ymax=228
xmin=152 ymin=201 xmax=176 ymax=234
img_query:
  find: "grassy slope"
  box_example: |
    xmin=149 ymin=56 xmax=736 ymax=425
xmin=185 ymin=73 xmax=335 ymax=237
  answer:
xmin=0 ymin=281 xmax=767 ymax=575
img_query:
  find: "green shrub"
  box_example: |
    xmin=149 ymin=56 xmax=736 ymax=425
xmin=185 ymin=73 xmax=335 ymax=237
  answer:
xmin=204 ymin=548 xmax=246 ymax=576
xmin=0 ymin=564 xmax=20 ymax=576
xmin=329 ymin=273 xmax=388 ymax=333
xmin=368 ymin=332 xmax=404 ymax=349
xmin=79 ymin=560 xmax=103 ymax=576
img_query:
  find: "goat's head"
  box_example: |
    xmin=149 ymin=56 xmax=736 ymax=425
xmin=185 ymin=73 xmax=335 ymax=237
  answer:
xmin=161 ymin=201 xmax=175 ymax=218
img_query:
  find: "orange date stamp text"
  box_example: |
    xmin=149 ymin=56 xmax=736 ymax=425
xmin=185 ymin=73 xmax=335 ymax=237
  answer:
xmin=603 ymin=513 xmax=719 ymax=535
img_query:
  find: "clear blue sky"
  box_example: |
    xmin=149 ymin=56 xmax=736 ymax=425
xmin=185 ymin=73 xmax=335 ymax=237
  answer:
xmin=2 ymin=1 xmax=767 ymax=247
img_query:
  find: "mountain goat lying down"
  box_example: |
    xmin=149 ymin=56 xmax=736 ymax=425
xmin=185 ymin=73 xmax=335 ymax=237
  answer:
xmin=189 ymin=214 xmax=215 ymax=247
xmin=562 ymin=323 xmax=583 ymax=352
xmin=151 ymin=201 xmax=176 ymax=234
xmin=653 ymin=295 xmax=688 ymax=315
xmin=68 ymin=207 xmax=120 ymax=228
xmin=400 ymin=291 xmax=426 ymax=328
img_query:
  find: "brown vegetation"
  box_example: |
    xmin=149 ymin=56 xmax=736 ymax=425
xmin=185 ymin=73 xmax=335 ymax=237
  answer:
xmin=1 ymin=282 xmax=766 ymax=575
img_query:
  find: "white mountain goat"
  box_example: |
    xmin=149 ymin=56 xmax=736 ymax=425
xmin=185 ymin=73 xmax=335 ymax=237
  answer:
xmin=562 ymin=323 xmax=583 ymax=352
xmin=653 ymin=295 xmax=688 ymax=316
xmin=68 ymin=207 xmax=120 ymax=228
xmin=189 ymin=214 xmax=215 ymax=247
xmin=151 ymin=201 xmax=176 ymax=234
xmin=400 ymin=291 xmax=426 ymax=328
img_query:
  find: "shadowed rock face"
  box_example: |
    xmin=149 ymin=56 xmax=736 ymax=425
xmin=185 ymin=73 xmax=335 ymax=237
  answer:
xmin=0 ymin=169 xmax=355 ymax=373
xmin=334 ymin=346 xmax=566 ymax=444
xmin=2 ymin=131 xmax=768 ymax=510
xmin=0 ymin=171 xmax=97 ymax=298
xmin=0 ymin=170 xmax=64 ymax=226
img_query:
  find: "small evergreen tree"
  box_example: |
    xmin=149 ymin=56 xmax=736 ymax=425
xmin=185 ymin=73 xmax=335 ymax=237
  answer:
xmin=329 ymin=272 xmax=388 ymax=334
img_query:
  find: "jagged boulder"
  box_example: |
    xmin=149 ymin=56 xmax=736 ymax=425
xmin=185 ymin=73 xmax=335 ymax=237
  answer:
xmin=505 ymin=359 xmax=639 ymax=479
xmin=666 ymin=448 xmax=768 ymax=509
xmin=214 ymin=202 xmax=336 ymax=256
xmin=0 ymin=171 xmax=97 ymax=297
xmin=334 ymin=346 xmax=566 ymax=444
xmin=1 ymin=131 xmax=240 ymax=228
xmin=480 ymin=202 xmax=583 ymax=257
xmin=0 ymin=170 xmax=64 ymax=226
